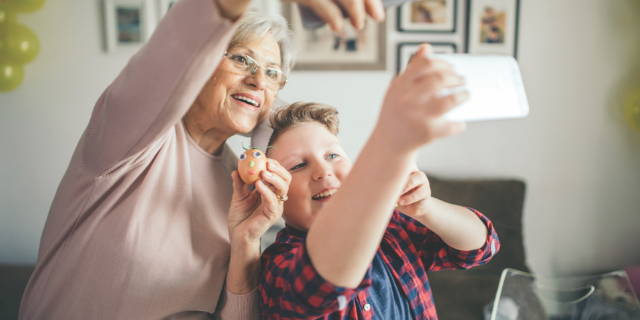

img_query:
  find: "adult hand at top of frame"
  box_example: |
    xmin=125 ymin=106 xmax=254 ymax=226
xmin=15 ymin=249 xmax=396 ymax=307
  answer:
xmin=374 ymin=43 xmax=469 ymax=154
xmin=292 ymin=0 xmax=385 ymax=31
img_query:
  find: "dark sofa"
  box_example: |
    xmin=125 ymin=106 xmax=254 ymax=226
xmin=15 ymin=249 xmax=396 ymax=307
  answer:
xmin=0 ymin=175 xmax=527 ymax=320
xmin=427 ymin=175 xmax=528 ymax=320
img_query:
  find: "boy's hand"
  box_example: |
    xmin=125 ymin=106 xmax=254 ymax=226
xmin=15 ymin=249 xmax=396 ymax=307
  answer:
xmin=396 ymin=168 xmax=434 ymax=219
xmin=374 ymin=43 xmax=468 ymax=154
xmin=228 ymin=159 xmax=291 ymax=246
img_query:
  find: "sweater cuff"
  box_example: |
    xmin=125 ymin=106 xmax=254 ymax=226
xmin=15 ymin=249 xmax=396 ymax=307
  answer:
xmin=213 ymin=286 xmax=260 ymax=320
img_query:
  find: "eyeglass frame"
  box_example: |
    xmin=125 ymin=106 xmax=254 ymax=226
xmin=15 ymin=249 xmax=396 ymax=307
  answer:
xmin=223 ymin=51 xmax=288 ymax=90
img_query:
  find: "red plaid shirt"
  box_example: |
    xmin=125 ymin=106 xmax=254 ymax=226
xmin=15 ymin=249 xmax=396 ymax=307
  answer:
xmin=259 ymin=209 xmax=499 ymax=320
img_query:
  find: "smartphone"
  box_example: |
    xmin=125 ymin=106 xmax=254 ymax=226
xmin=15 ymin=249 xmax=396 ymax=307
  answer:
xmin=430 ymin=54 xmax=530 ymax=122
xmin=299 ymin=0 xmax=408 ymax=29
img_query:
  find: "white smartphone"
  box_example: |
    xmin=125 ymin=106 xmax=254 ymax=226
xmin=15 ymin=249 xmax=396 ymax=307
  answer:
xmin=430 ymin=54 xmax=530 ymax=122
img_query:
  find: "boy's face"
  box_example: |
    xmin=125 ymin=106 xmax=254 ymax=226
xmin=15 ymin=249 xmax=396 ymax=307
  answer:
xmin=268 ymin=122 xmax=352 ymax=231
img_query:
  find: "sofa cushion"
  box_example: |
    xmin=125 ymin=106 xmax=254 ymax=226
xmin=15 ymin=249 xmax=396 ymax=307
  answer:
xmin=426 ymin=174 xmax=528 ymax=320
xmin=0 ymin=265 xmax=35 ymax=320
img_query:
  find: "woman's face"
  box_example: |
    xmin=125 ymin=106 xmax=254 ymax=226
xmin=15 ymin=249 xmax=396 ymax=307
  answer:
xmin=268 ymin=122 xmax=352 ymax=231
xmin=191 ymin=35 xmax=281 ymax=135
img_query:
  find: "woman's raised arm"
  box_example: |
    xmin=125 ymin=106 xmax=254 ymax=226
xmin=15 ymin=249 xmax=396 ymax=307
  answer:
xmin=83 ymin=0 xmax=239 ymax=175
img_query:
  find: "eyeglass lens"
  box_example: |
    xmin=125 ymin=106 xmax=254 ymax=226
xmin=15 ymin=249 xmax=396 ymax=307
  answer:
xmin=227 ymin=53 xmax=286 ymax=89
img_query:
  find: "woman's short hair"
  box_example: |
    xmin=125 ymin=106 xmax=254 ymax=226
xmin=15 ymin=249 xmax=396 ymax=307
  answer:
xmin=268 ymin=102 xmax=339 ymax=148
xmin=230 ymin=12 xmax=297 ymax=75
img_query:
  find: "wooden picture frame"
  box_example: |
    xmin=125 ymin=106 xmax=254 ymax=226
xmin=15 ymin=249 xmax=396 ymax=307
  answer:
xmin=283 ymin=3 xmax=386 ymax=71
xmin=398 ymin=0 xmax=458 ymax=33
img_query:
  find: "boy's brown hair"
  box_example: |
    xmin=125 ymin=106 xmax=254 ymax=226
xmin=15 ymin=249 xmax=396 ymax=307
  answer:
xmin=267 ymin=102 xmax=340 ymax=149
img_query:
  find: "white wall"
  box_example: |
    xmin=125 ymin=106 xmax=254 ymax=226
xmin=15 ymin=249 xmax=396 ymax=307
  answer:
xmin=1 ymin=0 xmax=639 ymax=277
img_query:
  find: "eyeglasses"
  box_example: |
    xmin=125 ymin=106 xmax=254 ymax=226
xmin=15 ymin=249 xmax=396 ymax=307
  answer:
xmin=223 ymin=51 xmax=287 ymax=90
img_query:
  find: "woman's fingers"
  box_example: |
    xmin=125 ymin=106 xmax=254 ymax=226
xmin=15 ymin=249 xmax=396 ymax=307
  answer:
xmin=254 ymin=180 xmax=282 ymax=221
xmin=261 ymin=159 xmax=291 ymax=198
xmin=364 ymin=0 xmax=385 ymax=22
xmin=297 ymin=0 xmax=384 ymax=31
xmin=231 ymin=171 xmax=250 ymax=197
xmin=335 ymin=0 xmax=366 ymax=30
xmin=301 ymin=0 xmax=346 ymax=31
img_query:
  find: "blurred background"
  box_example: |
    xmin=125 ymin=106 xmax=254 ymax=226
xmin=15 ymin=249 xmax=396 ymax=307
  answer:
xmin=1 ymin=0 xmax=639 ymax=279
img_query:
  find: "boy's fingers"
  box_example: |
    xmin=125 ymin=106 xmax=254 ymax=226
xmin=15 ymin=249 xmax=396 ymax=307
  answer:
xmin=398 ymin=184 xmax=430 ymax=206
xmin=401 ymin=171 xmax=427 ymax=195
xmin=412 ymin=69 xmax=466 ymax=100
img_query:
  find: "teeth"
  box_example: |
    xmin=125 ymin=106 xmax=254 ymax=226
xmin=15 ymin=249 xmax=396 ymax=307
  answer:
xmin=312 ymin=189 xmax=338 ymax=200
xmin=233 ymin=95 xmax=258 ymax=107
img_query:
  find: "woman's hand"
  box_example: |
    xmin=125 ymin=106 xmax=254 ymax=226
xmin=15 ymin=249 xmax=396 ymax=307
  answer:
xmin=396 ymin=166 xmax=434 ymax=219
xmin=225 ymin=159 xmax=291 ymax=294
xmin=294 ymin=0 xmax=385 ymax=31
xmin=374 ymin=43 xmax=468 ymax=155
xmin=228 ymin=159 xmax=291 ymax=246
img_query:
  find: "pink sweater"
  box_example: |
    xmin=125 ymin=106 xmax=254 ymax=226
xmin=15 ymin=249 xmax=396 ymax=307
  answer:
xmin=19 ymin=0 xmax=260 ymax=319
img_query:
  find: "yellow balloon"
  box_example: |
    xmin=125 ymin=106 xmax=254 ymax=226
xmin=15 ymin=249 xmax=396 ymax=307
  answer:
xmin=0 ymin=22 xmax=39 ymax=64
xmin=0 ymin=60 xmax=24 ymax=91
xmin=0 ymin=4 xmax=18 ymax=24
xmin=624 ymin=89 xmax=640 ymax=132
xmin=6 ymin=0 xmax=46 ymax=13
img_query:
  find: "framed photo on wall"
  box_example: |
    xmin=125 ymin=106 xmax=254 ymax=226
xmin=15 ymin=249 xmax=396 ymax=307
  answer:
xmin=103 ymin=0 xmax=150 ymax=52
xmin=466 ymin=0 xmax=520 ymax=57
xmin=397 ymin=42 xmax=457 ymax=74
xmin=397 ymin=0 xmax=457 ymax=33
xmin=283 ymin=3 xmax=386 ymax=71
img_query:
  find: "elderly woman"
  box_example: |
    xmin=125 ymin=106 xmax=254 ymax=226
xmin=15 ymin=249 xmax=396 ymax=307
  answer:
xmin=18 ymin=0 xmax=385 ymax=319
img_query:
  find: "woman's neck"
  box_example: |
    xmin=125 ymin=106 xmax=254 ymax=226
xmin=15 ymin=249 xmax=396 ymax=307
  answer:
xmin=182 ymin=117 xmax=232 ymax=156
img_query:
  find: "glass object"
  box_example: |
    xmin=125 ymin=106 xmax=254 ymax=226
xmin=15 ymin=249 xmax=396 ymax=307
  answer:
xmin=490 ymin=268 xmax=640 ymax=320
xmin=223 ymin=51 xmax=287 ymax=90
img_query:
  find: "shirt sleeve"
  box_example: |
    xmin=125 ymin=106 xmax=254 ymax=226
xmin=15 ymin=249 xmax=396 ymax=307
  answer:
xmin=392 ymin=208 xmax=500 ymax=271
xmin=83 ymin=0 xmax=238 ymax=175
xmin=212 ymin=287 xmax=260 ymax=320
xmin=260 ymin=240 xmax=372 ymax=318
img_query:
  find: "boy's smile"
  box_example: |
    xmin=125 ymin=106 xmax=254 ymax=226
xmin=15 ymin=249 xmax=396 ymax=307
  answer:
xmin=268 ymin=122 xmax=352 ymax=231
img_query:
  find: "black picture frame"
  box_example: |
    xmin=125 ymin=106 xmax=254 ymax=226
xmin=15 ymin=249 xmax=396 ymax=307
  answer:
xmin=397 ymin=42 xmax=458 ymax=74
xmin=465 ymin=0 xmax=520 ymax=58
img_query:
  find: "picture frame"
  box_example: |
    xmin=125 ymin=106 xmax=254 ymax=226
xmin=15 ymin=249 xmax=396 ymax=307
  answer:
xmin=397 ymin=0 xmax=457 ymax=33
xmin=103 ymin=0 xmax=151 ymax=52
xmin=466 ymin=0 xmax=520 ymax=57
xmin=397 ymin=42 xmax=457 ymax=74
xmin=157 ymin=0 xmax=178 ymax=20
xmin=283 ymin=3 xmax=386 ymax=71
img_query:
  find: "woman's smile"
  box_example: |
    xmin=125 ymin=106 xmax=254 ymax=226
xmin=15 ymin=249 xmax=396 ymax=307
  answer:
xmin=231 ymin=92 xmax=262 ymax=110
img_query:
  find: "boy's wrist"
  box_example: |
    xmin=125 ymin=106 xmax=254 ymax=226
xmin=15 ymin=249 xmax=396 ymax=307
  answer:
xmin=411 ymin=197 xmax=440 ymax=227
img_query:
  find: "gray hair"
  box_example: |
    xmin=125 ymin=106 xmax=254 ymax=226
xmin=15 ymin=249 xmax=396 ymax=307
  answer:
xmin=229 ymin=12 xmax=297 ymax=76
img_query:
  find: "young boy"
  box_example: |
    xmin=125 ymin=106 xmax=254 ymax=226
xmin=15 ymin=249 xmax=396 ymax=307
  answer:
xmin=257 ymin=101 xmax=500 ymax=319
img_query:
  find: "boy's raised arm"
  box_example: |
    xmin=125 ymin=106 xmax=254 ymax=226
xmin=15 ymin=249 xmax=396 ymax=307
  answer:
xmin=305 ymin=44 xmax=469 ymax=288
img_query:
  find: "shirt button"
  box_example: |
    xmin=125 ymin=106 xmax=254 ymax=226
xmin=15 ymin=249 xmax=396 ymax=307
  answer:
xmin=363 ymin=303 xmax=371 ymax=311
